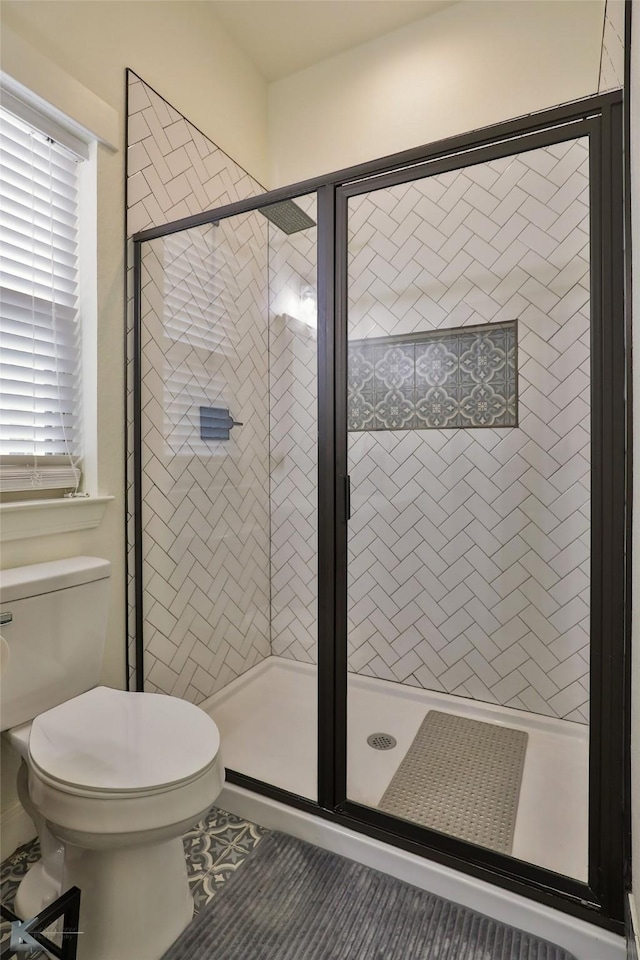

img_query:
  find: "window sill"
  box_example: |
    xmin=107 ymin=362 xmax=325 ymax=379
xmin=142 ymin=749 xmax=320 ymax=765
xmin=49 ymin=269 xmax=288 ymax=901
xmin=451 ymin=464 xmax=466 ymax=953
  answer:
xmin=0 ymin=496 xmax=114 ymax=543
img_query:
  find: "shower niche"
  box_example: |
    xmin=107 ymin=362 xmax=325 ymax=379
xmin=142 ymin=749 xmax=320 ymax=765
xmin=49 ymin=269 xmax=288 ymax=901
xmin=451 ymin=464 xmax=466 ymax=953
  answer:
xmin=132 ymin=92 xmax=627 ymax=932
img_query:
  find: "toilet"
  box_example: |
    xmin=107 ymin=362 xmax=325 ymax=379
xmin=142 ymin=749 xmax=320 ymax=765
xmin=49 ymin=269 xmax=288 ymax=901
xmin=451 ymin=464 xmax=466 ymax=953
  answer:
xmin=0 ymin=557 xmax=224 ymax=960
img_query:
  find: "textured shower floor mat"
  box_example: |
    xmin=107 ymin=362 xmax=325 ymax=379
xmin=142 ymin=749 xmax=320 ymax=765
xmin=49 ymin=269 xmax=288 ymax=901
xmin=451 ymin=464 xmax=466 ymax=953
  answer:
xmin=379 ymin=710 xmax=528 ymax=854
xmin=162 ymin=831 xmax=574 ymax=960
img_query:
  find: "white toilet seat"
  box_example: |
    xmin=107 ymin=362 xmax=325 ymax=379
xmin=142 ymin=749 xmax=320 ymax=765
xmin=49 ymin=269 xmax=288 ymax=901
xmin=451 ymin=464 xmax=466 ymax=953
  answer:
xmin=28 ymin=686 xmax=220 ymax=796
xmin=24 ymin=686 xmax=225 ymax=840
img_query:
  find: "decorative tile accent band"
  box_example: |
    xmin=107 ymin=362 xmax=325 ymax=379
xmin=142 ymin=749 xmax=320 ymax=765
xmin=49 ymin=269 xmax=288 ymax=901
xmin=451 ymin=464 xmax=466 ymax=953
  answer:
xmin=348 ymin=321 xmax=517 ymax=431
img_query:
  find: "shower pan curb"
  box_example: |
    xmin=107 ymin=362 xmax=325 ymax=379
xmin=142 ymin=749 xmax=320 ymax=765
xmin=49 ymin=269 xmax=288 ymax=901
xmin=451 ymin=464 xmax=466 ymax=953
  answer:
xmin=217 ymin=783 xmax=624 ymax=960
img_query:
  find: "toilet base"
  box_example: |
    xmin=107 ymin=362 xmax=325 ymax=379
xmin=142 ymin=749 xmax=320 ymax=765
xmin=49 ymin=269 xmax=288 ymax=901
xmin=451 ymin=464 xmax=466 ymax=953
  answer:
xmin=61 ymin=835 xmax=194 ymax=960
xmin=14 ymin=858 xmax=63 ymax=920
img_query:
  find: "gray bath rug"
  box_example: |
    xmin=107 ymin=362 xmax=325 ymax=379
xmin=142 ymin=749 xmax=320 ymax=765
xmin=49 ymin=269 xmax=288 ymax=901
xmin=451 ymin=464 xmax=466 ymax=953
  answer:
xmin=162 ymin=831 xmax=575 ymax=960
xmin=379 ymin=710 xmax=528 ymax=855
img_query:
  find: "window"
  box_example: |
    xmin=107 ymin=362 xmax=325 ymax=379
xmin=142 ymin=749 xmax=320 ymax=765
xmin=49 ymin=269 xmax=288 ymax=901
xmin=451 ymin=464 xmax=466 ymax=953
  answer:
xmin=0 ymin=104 xmax=84 ymax=497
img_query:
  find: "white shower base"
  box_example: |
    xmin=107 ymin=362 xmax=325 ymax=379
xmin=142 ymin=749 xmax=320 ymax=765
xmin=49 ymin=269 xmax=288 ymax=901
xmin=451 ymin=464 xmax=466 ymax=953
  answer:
xmin=203 ymin=656 xmax=588 ymax=882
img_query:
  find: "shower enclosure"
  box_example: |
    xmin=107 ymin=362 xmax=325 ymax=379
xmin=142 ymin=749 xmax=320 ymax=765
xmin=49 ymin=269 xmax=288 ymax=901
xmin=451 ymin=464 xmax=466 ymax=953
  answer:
xmin=131 ymin=92 xmax=627 ymax=931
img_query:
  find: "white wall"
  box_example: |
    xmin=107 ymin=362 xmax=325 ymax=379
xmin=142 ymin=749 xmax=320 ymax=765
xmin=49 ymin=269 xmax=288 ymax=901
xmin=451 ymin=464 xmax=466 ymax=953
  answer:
xmin=0 ymin=1 xmax=268 ymax=186
xmin=0 ymin=0 xmax=268 ymax=851
xmin=268 ymin=0 xmax=604 ymax=187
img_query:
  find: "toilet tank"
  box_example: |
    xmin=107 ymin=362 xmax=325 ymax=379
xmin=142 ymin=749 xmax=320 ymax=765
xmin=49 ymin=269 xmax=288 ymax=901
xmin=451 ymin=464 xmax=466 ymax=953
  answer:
xmin=0 ymin=557 xmax=111 ymax=731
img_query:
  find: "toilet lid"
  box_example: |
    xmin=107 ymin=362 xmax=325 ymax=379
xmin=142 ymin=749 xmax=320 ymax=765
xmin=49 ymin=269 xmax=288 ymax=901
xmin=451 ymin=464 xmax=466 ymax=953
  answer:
xmin=29 ymin=686 xmax=220 ymax=793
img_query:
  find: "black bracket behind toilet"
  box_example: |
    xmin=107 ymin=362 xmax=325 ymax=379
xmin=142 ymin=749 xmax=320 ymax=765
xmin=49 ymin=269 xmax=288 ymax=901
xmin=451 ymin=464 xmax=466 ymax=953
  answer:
xmin=1 ymin=885 xmax=81 ymax=959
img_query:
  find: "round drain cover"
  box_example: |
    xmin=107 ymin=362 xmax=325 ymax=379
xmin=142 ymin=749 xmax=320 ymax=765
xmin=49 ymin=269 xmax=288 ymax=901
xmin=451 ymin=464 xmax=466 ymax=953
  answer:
xmin=367 ymin=732 xmax=397 ymax=751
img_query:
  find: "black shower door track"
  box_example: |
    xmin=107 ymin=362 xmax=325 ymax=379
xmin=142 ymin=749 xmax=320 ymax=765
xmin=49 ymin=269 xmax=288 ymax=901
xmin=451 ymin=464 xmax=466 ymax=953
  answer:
xmin=131 ymin=89 xmax=628 ymax=933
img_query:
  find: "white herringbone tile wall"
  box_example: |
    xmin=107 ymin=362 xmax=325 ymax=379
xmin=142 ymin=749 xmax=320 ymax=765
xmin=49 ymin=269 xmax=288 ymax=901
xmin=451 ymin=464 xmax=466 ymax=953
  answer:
xmin=126 ymin=73 xmax=268 ymax=699
xmin=127 ymin=74 xmax=594 ymax=724
xmin=140 ymin=217 xmax=271 ymax=700
xmin=346 ymin=140 xmax=591 ymax=723
xmin=598 ymin=0 xmax=625 ymax=93
xmin=268 ymin=197 xmax=318 ymax=665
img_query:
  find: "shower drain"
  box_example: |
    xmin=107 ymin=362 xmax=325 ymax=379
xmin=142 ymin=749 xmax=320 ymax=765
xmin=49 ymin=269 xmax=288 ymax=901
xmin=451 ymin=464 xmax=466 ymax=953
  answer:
xmin=367 ymin=732 xmax=397 ymax=751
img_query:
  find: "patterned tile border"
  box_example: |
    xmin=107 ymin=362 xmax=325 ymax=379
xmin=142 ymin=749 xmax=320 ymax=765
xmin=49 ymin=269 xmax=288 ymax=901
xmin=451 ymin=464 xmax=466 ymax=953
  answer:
xmin=0 ymin=806 xmax=270 ymax=950
xmin=348 ymin=320 xmax=517 ymax=431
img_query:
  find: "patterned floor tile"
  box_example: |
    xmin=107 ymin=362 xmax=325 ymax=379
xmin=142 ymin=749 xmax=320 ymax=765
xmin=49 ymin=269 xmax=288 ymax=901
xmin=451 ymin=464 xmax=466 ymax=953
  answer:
xmin=197 ymin=806 xmax=252 ymax=832
xmin=0 ymin=808 xmax=268 ymax=939
xmin=1 ymin=838 xmax=42 ymax=951
xmin=186 ymin=818 xmax=268 ymax=885
xmin=237 ymin=821 xmax=269 ymax=851
xmin=1 ymin=839 xmax=41 ymax=910
xmin=193 ymin=869 xmax=232 ymax=911
xmin=190 ymin=876 xmax=214 ymax=915
xmin=183 ymin=831 xmax=222 ymax=882
xmin=191 ymin=821 xmax=269 ymax=912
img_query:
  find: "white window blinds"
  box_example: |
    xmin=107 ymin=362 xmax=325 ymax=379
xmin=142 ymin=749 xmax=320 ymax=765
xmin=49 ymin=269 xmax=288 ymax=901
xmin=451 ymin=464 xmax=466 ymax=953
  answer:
xmin=0 ymin=104 xmax=83 ymax=492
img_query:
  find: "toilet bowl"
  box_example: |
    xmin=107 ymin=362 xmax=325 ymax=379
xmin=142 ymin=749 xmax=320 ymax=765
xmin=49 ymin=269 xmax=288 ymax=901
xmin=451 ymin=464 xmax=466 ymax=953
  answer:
xmin=0 ymin=558 xmax=224 ymax=960
xmin=8 ymin=686 xmax=224 ymax=960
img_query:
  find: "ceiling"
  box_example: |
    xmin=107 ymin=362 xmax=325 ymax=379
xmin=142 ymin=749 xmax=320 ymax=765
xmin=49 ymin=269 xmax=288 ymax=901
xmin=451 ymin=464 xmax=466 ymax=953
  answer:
xmin=208 ymin=0 xmax=457 ymax=82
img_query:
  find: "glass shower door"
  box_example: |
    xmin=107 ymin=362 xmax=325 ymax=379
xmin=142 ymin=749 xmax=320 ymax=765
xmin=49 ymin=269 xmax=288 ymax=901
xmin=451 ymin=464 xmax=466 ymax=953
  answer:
xmin=343 ymin=139 xmax=592 ymax=880
xmin=137 ymin=194 xmax=319 ymax=802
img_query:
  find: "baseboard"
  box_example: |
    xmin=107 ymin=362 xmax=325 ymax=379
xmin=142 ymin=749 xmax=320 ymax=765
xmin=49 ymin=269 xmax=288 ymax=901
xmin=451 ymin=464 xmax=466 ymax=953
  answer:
xmin=627 ymin=894 xmax=640 ymax=960
xmin=219 ymin=783 xmax=625 ymax=960
xmin=0 ymin=801 xmax=36 ymax=862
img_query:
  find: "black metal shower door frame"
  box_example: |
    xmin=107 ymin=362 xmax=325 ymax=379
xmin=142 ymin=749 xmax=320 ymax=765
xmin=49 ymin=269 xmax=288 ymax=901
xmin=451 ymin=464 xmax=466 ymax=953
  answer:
xmin=131 ymin=90 xmax=627 ymax=932
xmin=331 ymin=96 xmax=626 ymax=932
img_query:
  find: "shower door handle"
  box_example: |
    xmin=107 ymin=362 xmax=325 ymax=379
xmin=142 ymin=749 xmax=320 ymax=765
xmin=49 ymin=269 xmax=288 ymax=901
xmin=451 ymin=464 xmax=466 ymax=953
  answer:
xmin=344 ymin=475 xmax=351 ymax=522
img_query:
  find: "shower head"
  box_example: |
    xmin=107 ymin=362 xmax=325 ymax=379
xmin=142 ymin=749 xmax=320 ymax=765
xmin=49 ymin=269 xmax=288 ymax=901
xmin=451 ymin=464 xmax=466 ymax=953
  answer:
xmin=259 ymin=200 xmax=316 ymax=235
